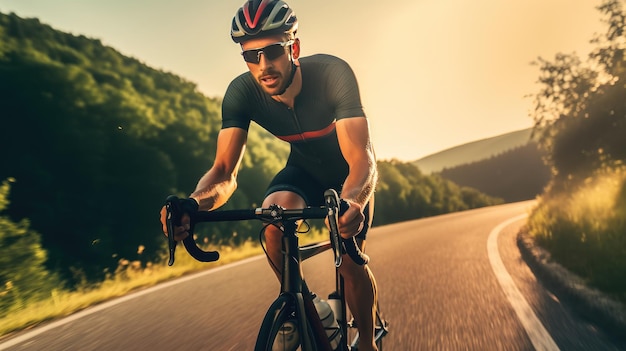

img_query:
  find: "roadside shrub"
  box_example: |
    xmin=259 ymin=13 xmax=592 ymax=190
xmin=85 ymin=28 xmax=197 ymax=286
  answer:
xmin=0 ymin=179 xmax=60 ymax=317
xmin=528 ymin=166 xmax=626 ymax=301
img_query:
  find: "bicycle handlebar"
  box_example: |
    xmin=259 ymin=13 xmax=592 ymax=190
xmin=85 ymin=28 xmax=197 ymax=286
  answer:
xmin=164 ymin=189 xmax=369 ymax=267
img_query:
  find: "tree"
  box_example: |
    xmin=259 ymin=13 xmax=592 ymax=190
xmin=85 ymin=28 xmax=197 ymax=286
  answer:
xmin=0 ymin=178 xmax=59 ymax=316
xmin=374 ymin=160 xmax=502 ymax=225
xmin=0 ymin=12 xmax=222 ymax=283
xmin=531 ymin=0 xmax=626 ymax=183
xmin=527 ymin=0 xmax=626 ymax=300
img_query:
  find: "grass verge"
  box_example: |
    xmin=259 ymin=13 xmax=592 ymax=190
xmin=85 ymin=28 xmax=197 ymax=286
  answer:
xmin=527 ymin=165 xmax=626 ymax=303
xmin=0 ymin=229 xmax=328 ymax=338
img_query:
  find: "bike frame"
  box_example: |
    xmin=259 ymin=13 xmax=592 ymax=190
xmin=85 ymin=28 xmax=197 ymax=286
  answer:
xmin=164 ymin=189 xmax=386 ymax=350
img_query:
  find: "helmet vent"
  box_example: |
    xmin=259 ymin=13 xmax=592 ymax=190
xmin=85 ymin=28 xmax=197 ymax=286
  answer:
xmin=273 ymin=7 xmax=288 ymax=25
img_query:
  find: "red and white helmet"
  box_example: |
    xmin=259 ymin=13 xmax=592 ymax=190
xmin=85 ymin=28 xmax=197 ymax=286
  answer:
xmin=231 ymin=0 xmax=298 ymax=43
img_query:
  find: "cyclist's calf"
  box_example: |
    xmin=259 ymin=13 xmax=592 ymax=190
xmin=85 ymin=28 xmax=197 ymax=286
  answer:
xmin=338 ymin=243 xmax=379 ymax=351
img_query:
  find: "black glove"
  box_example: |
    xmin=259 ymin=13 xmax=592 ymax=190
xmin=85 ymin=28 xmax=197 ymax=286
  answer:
xmin=179 ymin=198 xmax=199 ymax=216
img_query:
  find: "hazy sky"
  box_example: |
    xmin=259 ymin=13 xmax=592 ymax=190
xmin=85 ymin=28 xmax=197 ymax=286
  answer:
xmin=0 ymin=0 xmax=607 ymax=160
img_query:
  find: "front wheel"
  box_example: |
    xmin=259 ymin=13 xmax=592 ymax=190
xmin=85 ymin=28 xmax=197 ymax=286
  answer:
xmin=255 ymin=294 xmax=319 ymax=351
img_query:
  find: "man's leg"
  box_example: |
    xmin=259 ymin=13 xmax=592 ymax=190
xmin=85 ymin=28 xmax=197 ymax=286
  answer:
xmin=261 ymin=190 xmax=307 ymax=279
xmin=339 ymin=240 xmax=379 ymax=351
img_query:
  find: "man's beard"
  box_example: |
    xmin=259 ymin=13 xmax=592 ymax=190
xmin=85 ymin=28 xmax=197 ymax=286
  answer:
xmin=257 ymin=63 xmax=298 ymax=96
xmin=257 ymin=68 xmax=286 ymax=96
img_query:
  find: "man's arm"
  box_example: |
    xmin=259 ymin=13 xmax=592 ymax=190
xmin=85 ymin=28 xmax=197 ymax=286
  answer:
xmin=190 ymin=127 xmax=247 ymax=211
xmin=335 ymin=117 xmax=377 ymax=237
xmin=159 ymin=127 xmax=246 ymax=241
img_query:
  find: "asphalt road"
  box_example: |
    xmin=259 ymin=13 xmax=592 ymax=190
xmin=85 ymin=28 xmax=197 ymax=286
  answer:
xmin=1 ymin=201 xmax=624 ymax=350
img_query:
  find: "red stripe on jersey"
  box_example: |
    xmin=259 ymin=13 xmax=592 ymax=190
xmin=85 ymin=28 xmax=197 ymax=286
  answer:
xmin=276 ymin=122 xmax=336 ymax=142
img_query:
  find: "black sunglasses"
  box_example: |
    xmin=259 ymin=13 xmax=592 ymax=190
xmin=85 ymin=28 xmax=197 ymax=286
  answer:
xmin=241 ymin=40 xmax=295 ymax=64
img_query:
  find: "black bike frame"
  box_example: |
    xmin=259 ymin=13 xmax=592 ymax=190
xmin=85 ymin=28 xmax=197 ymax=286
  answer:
xmin=164 ymin=189 xmax=375 ymax=351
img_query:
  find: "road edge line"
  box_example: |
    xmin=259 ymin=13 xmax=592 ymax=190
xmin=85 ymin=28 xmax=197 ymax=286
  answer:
xmin=487 ymin=214 xmax=560 ymax=351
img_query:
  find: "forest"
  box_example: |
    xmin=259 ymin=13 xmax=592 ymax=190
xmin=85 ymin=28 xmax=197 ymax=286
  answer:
xmin=439 ymin=142 xmax=551 ymax=202
xmin=0 ymin=11 xmax=501 ymax=314
xmin=526 ymin=0 xmax=626 ymax=301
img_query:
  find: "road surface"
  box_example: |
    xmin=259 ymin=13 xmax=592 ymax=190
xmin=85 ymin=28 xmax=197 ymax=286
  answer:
xmin=1 ymin=201 xmax=624 ymax=350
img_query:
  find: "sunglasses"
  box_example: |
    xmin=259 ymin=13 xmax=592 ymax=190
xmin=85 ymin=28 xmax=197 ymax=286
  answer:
xmin=241 ymin=40 xmax=295 ymax=64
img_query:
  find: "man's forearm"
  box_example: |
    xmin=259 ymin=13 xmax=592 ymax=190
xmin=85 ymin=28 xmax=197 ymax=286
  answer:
xmin=340 ymin=152 xmax=377 ymax=207
xmin=190 ymin=173 xmax=237 ymax=211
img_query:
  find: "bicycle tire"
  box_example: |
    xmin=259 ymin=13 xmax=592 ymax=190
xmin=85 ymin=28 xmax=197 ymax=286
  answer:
xmin=254 ymin=294 xmax=317 ymax=351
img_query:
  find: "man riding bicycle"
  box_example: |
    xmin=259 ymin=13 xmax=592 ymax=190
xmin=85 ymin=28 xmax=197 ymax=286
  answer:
xmin=161 ymin=1 xmax=380 ymax=349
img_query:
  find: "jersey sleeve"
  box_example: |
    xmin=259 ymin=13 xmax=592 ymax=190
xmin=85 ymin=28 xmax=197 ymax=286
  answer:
xmin=326 ymin=57 xmax=366 ymax=120
xmin=221 ymin=73 xmax=253 ymax=131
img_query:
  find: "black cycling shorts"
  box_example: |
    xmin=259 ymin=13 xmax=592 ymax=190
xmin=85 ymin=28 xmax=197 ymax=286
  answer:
xmin=265 ymin=165 xmax=373 ymax=240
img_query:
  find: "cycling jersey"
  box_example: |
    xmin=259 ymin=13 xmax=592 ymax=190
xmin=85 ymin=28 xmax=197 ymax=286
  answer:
xmin=221 ymin=54 xmax=366 ymax=188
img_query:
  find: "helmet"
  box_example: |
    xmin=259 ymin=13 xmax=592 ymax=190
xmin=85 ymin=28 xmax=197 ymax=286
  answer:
xmin=231 ymin=0 xmax=298 ymax=43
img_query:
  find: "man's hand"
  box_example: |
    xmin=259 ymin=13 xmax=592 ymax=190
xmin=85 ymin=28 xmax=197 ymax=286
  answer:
xmin=336 ymin=200 xmax=365 ymax=239
xmin=159 ymin=198 xmax=199 ymax=242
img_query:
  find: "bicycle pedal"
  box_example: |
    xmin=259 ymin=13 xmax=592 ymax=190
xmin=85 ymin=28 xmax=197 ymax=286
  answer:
xmin=377 ymin=319 xmax=389 ymax=329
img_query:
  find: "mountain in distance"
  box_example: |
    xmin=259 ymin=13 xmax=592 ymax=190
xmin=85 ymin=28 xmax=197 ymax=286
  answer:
xmin=413 ymin=128 xmax=551 ymax=202
xmin=413 ymin=128 xmax=533 ymax=174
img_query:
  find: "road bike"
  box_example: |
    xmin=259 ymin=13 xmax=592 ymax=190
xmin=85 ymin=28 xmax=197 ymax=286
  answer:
xmin=165 ymin=189 xmax=388 ymax=350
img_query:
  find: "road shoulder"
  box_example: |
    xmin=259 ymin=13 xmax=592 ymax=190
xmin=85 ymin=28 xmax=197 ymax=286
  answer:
xmin=517 ymin=228 xmax=626 ymax=340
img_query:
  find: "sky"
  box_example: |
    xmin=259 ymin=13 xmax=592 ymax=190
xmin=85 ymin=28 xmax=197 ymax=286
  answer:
xmin=0 ymin=0 xmax=608 ymax=161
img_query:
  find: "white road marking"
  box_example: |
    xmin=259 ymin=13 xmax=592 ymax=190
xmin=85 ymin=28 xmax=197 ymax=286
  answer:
xmin=487 ymin=214 xmax=560 ymax=351
xmin=0 ymin=255 xmax=266 ymax=350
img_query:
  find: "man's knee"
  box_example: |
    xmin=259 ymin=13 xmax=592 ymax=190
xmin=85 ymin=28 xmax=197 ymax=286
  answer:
xmin=262 ymin=190 xmax=306 ymax=208
xmin=261 ymin=191 xmax=306 ymax=254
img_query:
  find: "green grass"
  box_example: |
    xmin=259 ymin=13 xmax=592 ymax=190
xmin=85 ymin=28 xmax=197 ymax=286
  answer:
xmin=0 ymin=229 xmax=328 ymax=338
xmin=527 ymin=165 xmax=626 ymax=302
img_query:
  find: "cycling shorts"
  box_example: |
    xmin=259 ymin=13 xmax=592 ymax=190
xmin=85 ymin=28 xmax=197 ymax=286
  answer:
xmin=265 ymin=165 xmax=373 ymax=240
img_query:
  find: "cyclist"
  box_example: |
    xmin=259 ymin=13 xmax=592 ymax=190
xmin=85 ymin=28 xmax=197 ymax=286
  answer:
xmin=161 ymin=0 xmax=379 ymax=349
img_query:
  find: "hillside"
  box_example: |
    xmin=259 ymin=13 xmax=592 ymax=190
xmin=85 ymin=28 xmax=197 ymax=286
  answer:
xmin=413 ymin=128 xmax=533 ymax=174
xmin=439 ymin=143 xmax=551 ymax=202
xmin=412 ymin=128 xmax=551 ymax=202
xmin=0 ymin=11 xmax=291 ymax=283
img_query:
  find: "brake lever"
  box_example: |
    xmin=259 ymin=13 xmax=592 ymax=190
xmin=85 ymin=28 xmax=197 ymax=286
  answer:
xmin=324 ymin=189 xmax=345 ymax=268
xmin=165 ymin=195 xmax=180 ymax=266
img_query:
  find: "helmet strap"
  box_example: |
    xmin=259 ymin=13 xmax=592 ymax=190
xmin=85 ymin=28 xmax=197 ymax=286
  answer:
xmin=272 ymin=59 xmax=298 ymax=96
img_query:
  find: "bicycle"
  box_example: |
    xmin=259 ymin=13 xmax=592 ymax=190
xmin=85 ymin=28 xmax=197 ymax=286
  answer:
xmin=165 ymin=189 xmax=388 ymax=350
